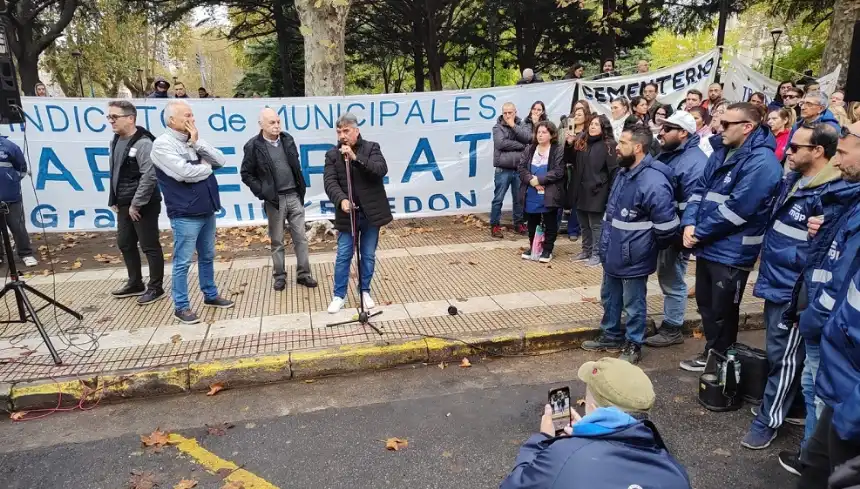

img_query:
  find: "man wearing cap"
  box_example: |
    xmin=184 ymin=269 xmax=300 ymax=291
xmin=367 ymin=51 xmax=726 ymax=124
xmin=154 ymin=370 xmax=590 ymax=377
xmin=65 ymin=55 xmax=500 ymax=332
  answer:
xmin=500 ymin=357 xmax=691 ymax=489
xmin=646 ymin=111 xmax=708 ymax=348
xmin=149 ymin=77 xmax=170 ymax=98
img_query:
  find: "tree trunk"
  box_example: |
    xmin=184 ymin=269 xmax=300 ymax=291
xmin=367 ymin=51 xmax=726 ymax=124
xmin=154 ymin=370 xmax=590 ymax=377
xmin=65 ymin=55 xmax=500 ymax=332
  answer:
xmin=423 ymin=3 xmax=444 ymax=91
xmin=295 ymin=0 xmax=351 ymax=97
xmin=411 ymin=21 xmax=425 ymax=92
xmin=273 ymin=0 xmax=297 ymax=97
xmin=600 ymin=0 xmax=617 ymax=63
xmin=821 ymin=0 xmax=860 ymax=85
xmin=17 ymin=57 xmax=40 ymax=96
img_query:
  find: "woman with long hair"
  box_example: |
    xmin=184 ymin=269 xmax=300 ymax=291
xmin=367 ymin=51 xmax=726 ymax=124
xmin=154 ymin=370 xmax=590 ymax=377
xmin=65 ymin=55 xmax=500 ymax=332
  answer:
xmin=649 ymin=104 xmax=674 ymax=135
xmin=518 ymin=121 xmax=565 ymax=263
xmin=525 ymin=101 xmax=548 ymax=135
xmin=849 ymin=101 xmax=860 ymax=123
xmin=631 ymin=96 xmax=650 ymax=125
xmin=610 ymin=97 xmax=636 ymax=141
xmin=560 ymin=106 xmax=591 ymax=240
xmin=571 ymin=115 xmax=617 ymax=266
xmin=767 ymin=107 xmax=793 ymax=162
xmin=688 ymin=106 xmax=713 ymax=157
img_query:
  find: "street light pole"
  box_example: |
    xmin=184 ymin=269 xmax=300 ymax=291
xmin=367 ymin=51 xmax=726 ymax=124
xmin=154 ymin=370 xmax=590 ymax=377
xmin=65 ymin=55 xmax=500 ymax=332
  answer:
xmin=770 ymin=28 xmax=784 ymax=79
xmin=71 ymin=50 xmax=84 ymax=97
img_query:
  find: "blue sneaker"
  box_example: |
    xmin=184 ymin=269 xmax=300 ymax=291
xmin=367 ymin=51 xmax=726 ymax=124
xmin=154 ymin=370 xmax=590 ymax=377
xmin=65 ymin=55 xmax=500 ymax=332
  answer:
xmin=741 ymin=423 xmax=777 ymax=450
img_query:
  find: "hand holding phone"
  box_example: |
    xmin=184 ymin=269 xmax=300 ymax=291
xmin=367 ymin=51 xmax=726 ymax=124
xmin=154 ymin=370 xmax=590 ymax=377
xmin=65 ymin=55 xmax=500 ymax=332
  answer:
xmin=548 ymin=387 xmax=572 ymax=435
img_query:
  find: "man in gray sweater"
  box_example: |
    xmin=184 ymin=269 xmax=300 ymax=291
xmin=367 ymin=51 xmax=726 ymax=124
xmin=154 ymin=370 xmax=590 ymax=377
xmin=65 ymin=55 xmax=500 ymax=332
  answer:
xmin=107 ymin=100 xmax=165 ymax=305
xmin=241 ymin=108 xmax=317 ymax=292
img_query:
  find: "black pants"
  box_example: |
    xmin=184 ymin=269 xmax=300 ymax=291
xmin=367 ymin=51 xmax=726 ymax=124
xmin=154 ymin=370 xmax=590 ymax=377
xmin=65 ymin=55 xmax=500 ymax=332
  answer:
xmin=117 ymin=202 xmax=164 ymax=291
xmin=695 ymin=257 xmax=750 ymax=355
xmin=0 ymin=200 xmax=33 ymax=260
xmin=526 ymin=209 xmax=559 ymax=253
xmin=576 ymin=210 xmax=603 ymax=255
xmin=798 ymin=406 xmax=860 ymax=488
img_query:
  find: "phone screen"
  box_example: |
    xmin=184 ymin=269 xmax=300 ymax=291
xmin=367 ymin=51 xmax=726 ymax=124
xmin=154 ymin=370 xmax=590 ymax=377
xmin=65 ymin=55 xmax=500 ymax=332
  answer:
xmin=548 ymin=387 xmax=572 ymax=435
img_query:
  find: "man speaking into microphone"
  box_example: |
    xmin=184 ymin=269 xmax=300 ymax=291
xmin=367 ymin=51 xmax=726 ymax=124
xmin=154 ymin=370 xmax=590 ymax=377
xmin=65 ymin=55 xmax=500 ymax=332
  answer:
xmin=323 ymin=113 xmax=392 ymax=314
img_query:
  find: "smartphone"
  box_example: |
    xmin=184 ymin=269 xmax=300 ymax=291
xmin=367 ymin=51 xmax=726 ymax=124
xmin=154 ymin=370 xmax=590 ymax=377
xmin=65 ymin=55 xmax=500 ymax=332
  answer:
xmin=548 ymin=387 xmax=572 ymax=435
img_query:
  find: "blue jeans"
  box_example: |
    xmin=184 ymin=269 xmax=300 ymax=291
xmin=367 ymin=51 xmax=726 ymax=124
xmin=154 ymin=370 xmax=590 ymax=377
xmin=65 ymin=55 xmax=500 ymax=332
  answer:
xmin=490 ymin=168 xmax=523 ymax=226
xmin=557 ymin=209 xmax=581 ymax=237
xmin=599 ymin=272 xmax=648 ymax=345
xmin=657 ymin=248 xmax=689 ymax=329
xmin=753 ymin=300 xmax=804 ymax=430
xmin=333 ymin=212 xmax=380 ymax=299
xmin=170 ymin=214 xmax=218 ymax=311
xmin=801 ymin=340 xmax=823 ymax=451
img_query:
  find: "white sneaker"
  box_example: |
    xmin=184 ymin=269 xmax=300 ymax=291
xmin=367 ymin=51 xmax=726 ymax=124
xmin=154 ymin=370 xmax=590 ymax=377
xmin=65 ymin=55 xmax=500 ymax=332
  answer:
xmin=362 ymin=292 xmax=375 ymax=309
xmin=327 ymin=297 xmax=345 ymax=314
xmin=22 ymin=256 xmax=37 ymax=267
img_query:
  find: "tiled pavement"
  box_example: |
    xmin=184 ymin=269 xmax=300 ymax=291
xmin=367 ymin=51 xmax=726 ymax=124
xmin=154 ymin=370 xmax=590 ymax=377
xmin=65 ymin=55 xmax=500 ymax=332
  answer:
xmin=0 ymin=228 xmax=765 ymax=383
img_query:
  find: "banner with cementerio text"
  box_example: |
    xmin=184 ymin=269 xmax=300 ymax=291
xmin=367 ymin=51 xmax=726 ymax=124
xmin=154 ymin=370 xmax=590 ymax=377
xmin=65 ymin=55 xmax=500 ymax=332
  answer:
xmin=577 ymin=49 xmax=720 ymax=116
xmin=3 ymin=81 xmax=576 ymax=232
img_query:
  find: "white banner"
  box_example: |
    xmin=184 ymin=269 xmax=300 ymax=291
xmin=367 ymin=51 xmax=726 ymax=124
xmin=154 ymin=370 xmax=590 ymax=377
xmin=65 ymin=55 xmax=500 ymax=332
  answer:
xmin=724 ymin=57 xmax=842 ymax=105
xmin=576 ymin=49 xmax=720 ymax=116
xmin=3 ymin=82 xmax=576 ymax=232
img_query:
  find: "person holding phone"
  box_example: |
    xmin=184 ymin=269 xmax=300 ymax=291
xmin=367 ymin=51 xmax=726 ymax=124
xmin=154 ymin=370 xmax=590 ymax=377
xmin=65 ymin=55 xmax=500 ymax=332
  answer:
xmin=500 ymin=358 xmax=691 ymax=489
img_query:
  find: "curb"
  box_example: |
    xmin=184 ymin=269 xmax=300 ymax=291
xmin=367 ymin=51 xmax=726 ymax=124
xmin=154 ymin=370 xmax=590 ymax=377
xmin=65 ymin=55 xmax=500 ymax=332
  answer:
xmin=6 ymin=310 xmax=765 ymax=411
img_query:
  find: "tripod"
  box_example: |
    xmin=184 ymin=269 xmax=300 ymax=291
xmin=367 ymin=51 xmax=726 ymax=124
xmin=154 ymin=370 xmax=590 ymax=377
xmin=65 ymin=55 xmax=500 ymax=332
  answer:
xmin=0 ymin=202 xmax=82 ymax=365
xmin=326 ymin=150 xmax=383 ymax=335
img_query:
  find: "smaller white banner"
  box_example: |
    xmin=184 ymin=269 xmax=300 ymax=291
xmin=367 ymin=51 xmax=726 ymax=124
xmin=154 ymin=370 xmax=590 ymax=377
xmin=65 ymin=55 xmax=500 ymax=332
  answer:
xmin=724 ymin=57 xmax=843 ymax=105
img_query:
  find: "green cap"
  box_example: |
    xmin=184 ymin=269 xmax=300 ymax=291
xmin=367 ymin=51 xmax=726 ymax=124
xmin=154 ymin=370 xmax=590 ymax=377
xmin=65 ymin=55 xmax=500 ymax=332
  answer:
xmin=577 ymin=357 xmax=656 ymax=413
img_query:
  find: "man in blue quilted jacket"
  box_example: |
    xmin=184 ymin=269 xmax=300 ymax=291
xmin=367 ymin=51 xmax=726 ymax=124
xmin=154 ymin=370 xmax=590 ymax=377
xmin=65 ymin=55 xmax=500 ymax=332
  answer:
xmin=581 ymin=126 xmax=678 ymax=364
xmin=680 ymin=102 xmax=783 ymax=372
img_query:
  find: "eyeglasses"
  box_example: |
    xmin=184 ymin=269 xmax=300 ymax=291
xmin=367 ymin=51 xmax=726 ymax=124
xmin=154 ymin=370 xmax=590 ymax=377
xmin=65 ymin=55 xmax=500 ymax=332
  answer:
xmin=784 ymin=95 xmax=799 ymax=99
xmin=106 ymin=114 xmax=132 ymax=121
xmin=800 ymin=101 xmax=821 ymax=107
xmin=720 ymin=120 xmax=751 ymax=130
xmin=841 ymin=126 xmax=860 ymax=140
xmin=789 ymin=143 xmax=818 ymax=153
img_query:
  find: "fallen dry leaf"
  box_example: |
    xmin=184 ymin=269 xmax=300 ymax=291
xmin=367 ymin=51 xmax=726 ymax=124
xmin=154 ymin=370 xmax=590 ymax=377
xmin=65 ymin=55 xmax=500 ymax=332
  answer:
xmin=171 ymin=334 xmax=182 ymax=344
xmin=215 ymin=468 xmax=234 ymax=478
xmin=207 ymin=382 xmax=226 ymax=396
xmin=438 ymin=362 xmax=447 ymax=369
xmin=692 ymin=329 xmax=704 ymax=339
xmin=128 ymin=470 xmax=158 ymax=489
xmin=303 ymin=379 xmax=316 ymax=384
xmin=141 ymin=428 xmax=171 ymax=449
xmin=221 ymin=481 xmax=244 ymax=489
xmin=173 ymin=480 xmax=198 ymax=489
xmin=582 ymin=296 xmax=600 ymax=304
xmin=71 ymin=260 xmax=82 ymax=269
xmin=384 ymin=437 xmax=409 ymax=451
xmin=10 ymin=411 xmax=27 ymax=421
xmin=460 ymin=358 xmax=472 ymax=368
xmin=448 ymin=260 xmax=461 ymax=265
xmin=383 ymin=300 xmax=393 ymax=306
xmin=467 ymin=260 xmax=478 ymax=266
xmin=206 ymin=422 xmax=234 ymax=436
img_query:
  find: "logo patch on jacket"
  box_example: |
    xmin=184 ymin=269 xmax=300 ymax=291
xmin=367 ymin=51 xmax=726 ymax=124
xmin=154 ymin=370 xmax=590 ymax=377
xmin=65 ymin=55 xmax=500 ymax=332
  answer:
xmin=829 ymin=239 xmax=840 ymax=261
xmin=621 ymin=208 xmax=629 ymax=217
xmin=0 ymin=151 xmax=8 ymax=160
xmin=789 ymin=203 xmax=806 ymax=222
xmin=723 ymin=171 xmax=732 ymax=184
xmin=129 ymin=147 xmax=138 ymax=157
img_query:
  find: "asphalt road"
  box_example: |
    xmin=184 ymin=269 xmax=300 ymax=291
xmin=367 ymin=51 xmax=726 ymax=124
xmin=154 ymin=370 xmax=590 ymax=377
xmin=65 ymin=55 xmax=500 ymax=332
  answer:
xmin=0 ymin=330 xmax=800 ymax=489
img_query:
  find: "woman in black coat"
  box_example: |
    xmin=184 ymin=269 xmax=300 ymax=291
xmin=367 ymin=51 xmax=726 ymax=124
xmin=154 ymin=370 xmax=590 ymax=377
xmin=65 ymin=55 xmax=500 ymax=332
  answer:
xmin=517 ymin=120 xmax=565 ymax=263
xmin=571 ymin=114 xmax=617 ymax=266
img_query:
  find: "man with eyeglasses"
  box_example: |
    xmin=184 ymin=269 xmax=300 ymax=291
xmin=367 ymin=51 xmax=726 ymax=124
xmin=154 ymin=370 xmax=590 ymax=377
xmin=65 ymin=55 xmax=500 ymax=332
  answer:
xmin=646 ymin=111 xmax=708 ymax=349
xmin=643 ymin=82 xmax=664 ymax=120
xmin=781 ymin=91 xmax=840 ymax=166
xmin=106 ymin=100 xmax=164 ymax=305
xmin=780 ymin=121 xmax=860 ymax=486
xmin=679 ymin=102 xmax=783 ymax=372
xmin=742 ymin=122 xmax=858 ymax=454
xmin=491 ymin=102 xmax=532 ymax=238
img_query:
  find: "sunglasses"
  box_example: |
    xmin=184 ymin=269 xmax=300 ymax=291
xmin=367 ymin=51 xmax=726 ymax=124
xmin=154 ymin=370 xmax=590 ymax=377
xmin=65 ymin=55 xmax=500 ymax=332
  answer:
xmin=106 ymin=114 xmax=132 ymax=121
xmin=660 ymin=125 xmax=681 ymax=133
xmin=841 ymin=126 xmax=860 ymax=140
xmin=720 ymin=120 xmax=751 ymax=130
xmin=784 ymin=95 xmax=799 ymax=99
xmin=789 ymin=143 xmax=818 ymax=153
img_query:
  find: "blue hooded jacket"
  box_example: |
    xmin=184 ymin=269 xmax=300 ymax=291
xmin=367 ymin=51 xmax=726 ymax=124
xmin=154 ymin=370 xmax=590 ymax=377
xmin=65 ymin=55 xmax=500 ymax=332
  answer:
xmin=817 ymin=268 xmax=860 ymax=443
xmin=499 ymin=407 xmax=691 ymax=489
xmin=754 ymin=166 xmax=860 ymax=304
xmin=0 ymin=136 xmax=27 ymax=203
xmin=598 ymin=155 xmax=678 ymax=278
xmin=655 ymin=133 xmax=709 ymax=216
xmin=681 ymin=126 xmax=783 ymax=269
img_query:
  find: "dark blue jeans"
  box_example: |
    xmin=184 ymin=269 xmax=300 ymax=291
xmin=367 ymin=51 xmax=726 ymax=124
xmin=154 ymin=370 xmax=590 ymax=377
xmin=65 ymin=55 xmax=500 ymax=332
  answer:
xmin=752 ymin=300 xmax=805 ymax=430
xmin=599 ymin=272 xmax=648 ymax=345
xmin=801 ymin=340 xmax=822 ymax=452
xmin=333 ymin=212 xmax=380 ymax=299
xmin=490 ymin=168 xmax=523 ymax=226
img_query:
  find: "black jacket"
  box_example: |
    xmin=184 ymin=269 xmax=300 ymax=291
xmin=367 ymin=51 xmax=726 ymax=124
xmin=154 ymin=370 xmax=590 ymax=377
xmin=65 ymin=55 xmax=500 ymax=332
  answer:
xmin=240 ymin=132 xmax=306 ymax=208
xmin=517 ymin=143 xmax=566 ymax=211
xmin=570 ymin=136 xmax=618 ymax=213
xmin=109 ymin=127 xmax=159 ymax=207
xmin=323 ymin=137 xmax=393 ymax=232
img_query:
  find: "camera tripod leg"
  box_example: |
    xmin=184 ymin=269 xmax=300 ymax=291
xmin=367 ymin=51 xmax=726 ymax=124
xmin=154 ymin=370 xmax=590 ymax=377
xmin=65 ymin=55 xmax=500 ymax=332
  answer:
xmin=22 ymin=283 xmax=83 ymax=320
xmin=19 ymin=288 xmax=62 ymax=365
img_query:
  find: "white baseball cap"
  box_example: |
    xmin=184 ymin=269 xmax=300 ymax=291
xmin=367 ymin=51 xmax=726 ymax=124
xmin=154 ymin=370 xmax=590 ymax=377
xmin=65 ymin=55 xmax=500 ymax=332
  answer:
xmin=660 ymin=110 xmax=697 ymax=134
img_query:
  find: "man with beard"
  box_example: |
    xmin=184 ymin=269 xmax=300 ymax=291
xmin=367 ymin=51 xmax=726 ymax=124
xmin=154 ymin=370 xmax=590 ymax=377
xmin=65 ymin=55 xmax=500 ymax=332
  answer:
xmin=679 ymin=103 xmax=783 ymax=371
xmin=643 ymin=82 xmax=663 ymax=119
xmin=645 ymin=111 xmax=708 ymax=348
xmin=793 ymin=121 xmax=860 ymax=487
xmin=702 ymin=83 xmax=723 ymax=114
xmin=743 ymin=122 xmax=858 ymax=452
xmin=581 ymin=126 xmax=678 ymax=364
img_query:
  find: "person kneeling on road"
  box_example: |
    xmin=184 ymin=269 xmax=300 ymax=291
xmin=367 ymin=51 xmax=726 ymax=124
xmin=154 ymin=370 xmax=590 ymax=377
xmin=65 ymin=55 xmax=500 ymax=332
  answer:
xmin=581 ymin=126 xmax=678 ymax=364
xmin=499 ymin=357 xmax=691 ymax=489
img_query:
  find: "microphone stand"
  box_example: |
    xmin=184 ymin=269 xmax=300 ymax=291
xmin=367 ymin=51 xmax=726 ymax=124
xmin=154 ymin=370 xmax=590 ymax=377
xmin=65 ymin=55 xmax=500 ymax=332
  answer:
xmin=326 ymin=147 xmax=384 ymax=335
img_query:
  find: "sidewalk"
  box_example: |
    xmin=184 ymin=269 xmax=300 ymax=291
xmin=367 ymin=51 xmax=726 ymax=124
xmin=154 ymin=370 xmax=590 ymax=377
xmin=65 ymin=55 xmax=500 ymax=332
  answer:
xmin=0 ymin=218 xmax=765 ymax=410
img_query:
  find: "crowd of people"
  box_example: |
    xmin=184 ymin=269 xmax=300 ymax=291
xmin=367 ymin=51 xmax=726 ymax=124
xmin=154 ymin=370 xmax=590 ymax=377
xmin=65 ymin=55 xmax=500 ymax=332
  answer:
xmin=492 ymin=71 xmax=860 ymax=487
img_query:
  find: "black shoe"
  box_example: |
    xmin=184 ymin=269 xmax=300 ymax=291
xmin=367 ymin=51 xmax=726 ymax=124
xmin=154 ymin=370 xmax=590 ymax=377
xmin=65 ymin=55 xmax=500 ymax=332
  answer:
xmin=778 ymin=450 xmax=802 ymax=477
xmin=581 ymin=334 xmax=624 ymax=352
xmin=111 ymin=283 xmax=146 ymax=298
xmin=680 ymin=352 xmax=708 ymax=372
xmin=619 ymin=341 xmax=642 ymax=364
xmin=521 ymin=249 xmax=532 ymax=260
xmin=297 ymin=276 xmax=318 ymax=288
xmin=137 ymin=288 xmax=165 ymax=305
xmin=174 ymin=309 xmax=200 ymax=325
xmin=539 ymin=251 xmax=553 ymax=263
xmin=645 ymin=326 xmax=685 ymax=347
xmin=572 ymin=251 xmax=590 ymax=261
xmin=274 ymin=278 xmax=286 ymax=291
xmin=204 ymin=296 xmax=235 ymax=309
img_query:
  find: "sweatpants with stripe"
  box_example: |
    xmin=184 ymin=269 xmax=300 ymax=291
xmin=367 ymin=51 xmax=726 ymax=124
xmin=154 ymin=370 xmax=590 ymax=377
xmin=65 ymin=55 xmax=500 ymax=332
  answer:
xmin=753 ymin=300 xmax=806 ymax=429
